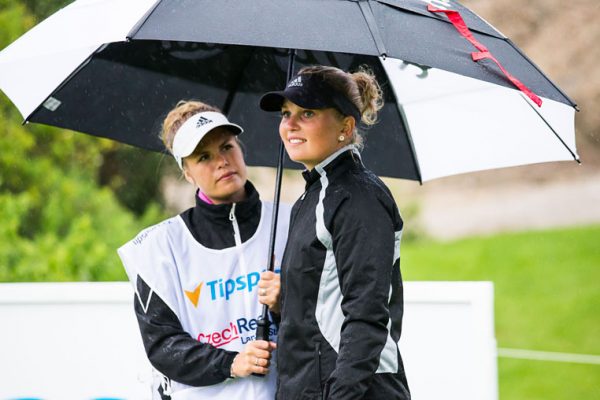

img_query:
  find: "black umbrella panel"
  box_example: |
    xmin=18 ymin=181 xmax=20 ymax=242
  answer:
xmin=30 ymin=42 xmax=422 ymax=180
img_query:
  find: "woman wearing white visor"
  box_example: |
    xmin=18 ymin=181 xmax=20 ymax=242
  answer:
xmin=118 ymin=100 xmax=289 ymax=400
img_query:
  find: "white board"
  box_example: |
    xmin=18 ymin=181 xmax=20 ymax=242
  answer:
xmin=402 ymin=281 xmax=498 ymax=400
xmin=0 ymin=282 xmax=153 ymax=400
xmin=0 ymin=281 xmax=496 ymax=399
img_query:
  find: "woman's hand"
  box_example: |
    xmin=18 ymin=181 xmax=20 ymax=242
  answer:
xmin=231 ymin=340 xmax=277 ymax=377
xmin=258 ymin=271 xmax=281 ymax=314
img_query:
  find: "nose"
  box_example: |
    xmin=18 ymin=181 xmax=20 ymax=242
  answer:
xmin=217 ymin=152 xmax=229 ymax=167
xmin=281 ymin=113 xmax=299 ymax=131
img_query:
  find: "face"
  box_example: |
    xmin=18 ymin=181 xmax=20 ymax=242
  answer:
xmin=182 ymin=127 xmax=247 ymax=204
xmin=279 ymin=100 xmax=353 ymax=170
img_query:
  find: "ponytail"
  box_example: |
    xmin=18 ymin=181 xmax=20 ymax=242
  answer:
xmin=351 ymin=67 xmax=383 ymax=126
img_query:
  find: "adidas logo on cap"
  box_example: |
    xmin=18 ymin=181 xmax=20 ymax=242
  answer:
xmin=196 ymin=116 xmax=213 ymax=128
xmin=288 ymin=76 xmax=303 ymax=88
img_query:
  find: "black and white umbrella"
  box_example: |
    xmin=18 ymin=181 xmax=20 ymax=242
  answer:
xmin=0 ymin=0 xmax=579 ymax=182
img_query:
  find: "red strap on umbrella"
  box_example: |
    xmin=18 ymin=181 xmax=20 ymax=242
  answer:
xmin=427 ymin=4 xmax=542 ymax=107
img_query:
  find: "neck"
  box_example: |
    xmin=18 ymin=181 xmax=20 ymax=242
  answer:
xmin=198 ymin=191 xmax=214 ymax=205
xmin=307 ymin=144 xmax=357 ymax=171
xmin=207 ymin=188 xmax=247 ymax=205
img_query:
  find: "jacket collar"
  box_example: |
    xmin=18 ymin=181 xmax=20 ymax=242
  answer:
xmin=190 ymin=181 xmax=260 ymax=223
xmin=302 ymin=145 xmax=362 ymax=188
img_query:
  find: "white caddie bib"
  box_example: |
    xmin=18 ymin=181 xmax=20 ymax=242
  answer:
xmin=118 ymin=201 xmax=289 ymax=399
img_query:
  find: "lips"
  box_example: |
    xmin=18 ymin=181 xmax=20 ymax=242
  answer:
xmin=217 ymin=171 xmax=236 ymax=182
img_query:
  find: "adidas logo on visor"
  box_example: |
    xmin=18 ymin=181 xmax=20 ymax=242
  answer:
xmin=196 ymin=116 xmax=213 ymax=128
xmin=288 ymin=76 xmax=303 ymax=88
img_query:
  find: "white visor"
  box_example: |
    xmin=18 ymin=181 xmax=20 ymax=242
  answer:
xmin=172 ymin=111 xmax=243 ymax=169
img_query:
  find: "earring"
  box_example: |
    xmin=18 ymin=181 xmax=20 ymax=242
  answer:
xmin=338 ymin=135 xmax=345 ymax=142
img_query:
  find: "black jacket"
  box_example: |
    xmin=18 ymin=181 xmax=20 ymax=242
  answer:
xmin=134 ymin=182 xmax=261 ymax=391
xmin=276 ymin=149 xmax=410 ymax=400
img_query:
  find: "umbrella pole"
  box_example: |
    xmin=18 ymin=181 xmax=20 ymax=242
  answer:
xmin=254 ymin=49 xmax=296 ymax=345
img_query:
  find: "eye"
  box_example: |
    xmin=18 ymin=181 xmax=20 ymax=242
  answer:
xmin=280 ymin=110 xmax=291 ymax=118
xmin=223 ymin=143 xmax=234 ymax=151
xmin=302 ymin=110 xmax=315 ymax=118
xmin=198 ymin=154 xmax=209 ymax=162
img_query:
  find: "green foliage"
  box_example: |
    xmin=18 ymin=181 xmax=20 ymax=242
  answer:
xmin=21 ymin=0 xmax=71 ymax=20
xmin=402 ymin=225 xmax=600 ymax=399
xmin=0 ymin=1 xmax=167 ymax=282
xmin=99 ymin=146 xmax=169 ymax=216
xmin=0 ymin=102 xmax=165 ymax=281
xmin=0 ymin=3 xmax=34 ymax=54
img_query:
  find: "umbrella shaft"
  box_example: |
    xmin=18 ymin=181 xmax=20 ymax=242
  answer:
xmin=257 ymin=49 xmax=296 ymax=330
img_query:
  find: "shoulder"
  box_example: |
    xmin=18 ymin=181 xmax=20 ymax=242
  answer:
xmin=117 ymin=216 xmax=184 ymax=285
xmin=326 ymin=167 xmax=389 ymax=205
xmin=327 ymin=168 xmax=401 ymax=227
xmin=119 ymin=216 xmax=182 ymax=251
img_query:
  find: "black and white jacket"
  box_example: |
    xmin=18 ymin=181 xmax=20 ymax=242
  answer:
xmin=276 ymin=147 xmax=410 ymax=400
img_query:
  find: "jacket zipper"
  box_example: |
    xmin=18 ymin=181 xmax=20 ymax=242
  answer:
xmin=229 ymin=203 xmax=250 ymax=315
xmin=229 ymin=203 xmax=243 ymax=248
xmin=229 ymin=203 xmax=247 ymax=273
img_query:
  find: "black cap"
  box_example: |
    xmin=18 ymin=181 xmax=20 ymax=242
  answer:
xmin=260 ymin=73 xmax=361 ymax=122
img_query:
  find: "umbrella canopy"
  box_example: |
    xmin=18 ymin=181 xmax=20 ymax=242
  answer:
xmin=0 ymin=0 xmax=578 ymax=182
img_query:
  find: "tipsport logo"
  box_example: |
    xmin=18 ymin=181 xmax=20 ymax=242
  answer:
xmin=184 ymin=271 xmax=261 ymax=307
xmin=197 ymin=316 xmax=279 ymax=348
xmin=207 ymin=271 xmax=260 ymax=301
xmin=184 ymin=282 xmax=203 ymax=307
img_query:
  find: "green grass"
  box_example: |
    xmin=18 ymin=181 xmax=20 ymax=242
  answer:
xmin=401 ymin=225 xmax=600 ymax=399
xmin=499 ymin=358 xmax=600 ymax=400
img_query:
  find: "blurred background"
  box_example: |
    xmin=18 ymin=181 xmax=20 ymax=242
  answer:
xmin=0 ymin=0 xmax=598 ymax=398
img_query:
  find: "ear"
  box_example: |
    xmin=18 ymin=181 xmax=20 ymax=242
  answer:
xmin=341 ymin=116 xmax=356 ymax=137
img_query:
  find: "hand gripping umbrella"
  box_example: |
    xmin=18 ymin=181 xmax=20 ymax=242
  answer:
xmin=0 ymin=0 xmax=579 ymax=342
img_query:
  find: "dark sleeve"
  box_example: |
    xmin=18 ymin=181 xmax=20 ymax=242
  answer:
xmin=269 ymin=309 xmax=281 ymax=326
xmin=325 ymin=194 xmax=397 ymax=399
xmin=134 ymin=275 xmax=237 ymax=386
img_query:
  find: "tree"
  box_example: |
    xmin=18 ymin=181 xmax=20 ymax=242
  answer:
xmin=0 ymin=1 xmax=166 ymax=282
xmin=21 ymin=0 xmax=71 ymax=20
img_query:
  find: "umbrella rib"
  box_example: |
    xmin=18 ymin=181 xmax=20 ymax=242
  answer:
xmin=395 ymin=103 xmax=423 ymax=184
xmin=358 ymin=1 xmax=388 ymax=57
xmin=507 ymin=39 xmax=579 ymax=110
xmin=518 ymin=92 xmax=580 ymax=163
xmin=380 ymin=58 xmax=423 ymax=182
xmin=127 ymin=0 xmax=163 ymax=39
xmin=25 ymin=44 xmax=105 ymax=124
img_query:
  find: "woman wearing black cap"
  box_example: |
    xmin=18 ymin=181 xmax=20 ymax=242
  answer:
xmin=118 ymin=100 xmax=289 ymax=399
xmin=260 ymin=66 xmax=411 ymax=399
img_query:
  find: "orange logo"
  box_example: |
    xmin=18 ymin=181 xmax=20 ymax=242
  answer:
xmin=184 ymin=283 xmax=203 ymax=308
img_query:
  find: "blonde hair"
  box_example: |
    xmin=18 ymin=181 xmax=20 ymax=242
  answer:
xmin=298 ymin=65 xmax=384 ymax=149
xmin=160 ymin=100 xmax=221 ymax=153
